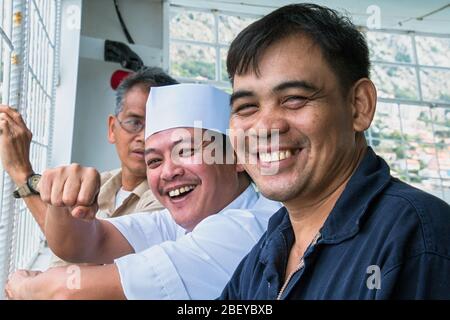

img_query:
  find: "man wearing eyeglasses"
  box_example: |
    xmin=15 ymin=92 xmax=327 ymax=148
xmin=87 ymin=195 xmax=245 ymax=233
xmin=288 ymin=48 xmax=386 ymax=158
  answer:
xmin=100 ymin=67 xmax=178 ymax=219
xmin=0 ymin=67 xmax=177 ymax=234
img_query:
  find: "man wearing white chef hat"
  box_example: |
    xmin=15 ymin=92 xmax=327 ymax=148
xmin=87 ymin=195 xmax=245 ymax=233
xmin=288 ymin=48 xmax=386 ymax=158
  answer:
xmin=5 ymin=84 xmax=281 ymax=300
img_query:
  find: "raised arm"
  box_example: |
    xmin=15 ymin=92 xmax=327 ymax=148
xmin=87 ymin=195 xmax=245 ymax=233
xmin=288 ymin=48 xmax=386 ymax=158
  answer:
xmin=40 ymin=164 xmax=134 ymax=264
xmin=0 ymin=105 xmax=47 ymax=231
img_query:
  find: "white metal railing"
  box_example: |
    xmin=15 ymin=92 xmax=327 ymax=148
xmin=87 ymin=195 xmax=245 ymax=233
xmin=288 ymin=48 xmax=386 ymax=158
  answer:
xmin=0 ymin=0 xmax=27 ymax=298
xmin=0 ymin=0 xmax=60 ymax=297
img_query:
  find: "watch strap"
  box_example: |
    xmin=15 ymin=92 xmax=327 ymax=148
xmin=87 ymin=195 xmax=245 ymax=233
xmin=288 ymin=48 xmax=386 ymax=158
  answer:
xmin=13 ymin=184 xmax=32 ymax=198
xmin=13 ymin=173 xmax=41 ymax=198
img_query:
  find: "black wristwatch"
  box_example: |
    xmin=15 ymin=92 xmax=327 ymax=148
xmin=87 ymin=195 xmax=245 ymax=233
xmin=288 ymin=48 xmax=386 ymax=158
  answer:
xmin=13 ymin=173 xmax=41 ymax=198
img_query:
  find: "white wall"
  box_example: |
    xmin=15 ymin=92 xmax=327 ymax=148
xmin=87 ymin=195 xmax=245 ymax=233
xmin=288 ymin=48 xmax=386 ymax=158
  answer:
xmin=71 ymin=0 xmax=163 ymax=172
xmin=81 ymin=0 xmax=163 ymax=47
xmin=52 ymin=0 xmax=82 ymax=168
xmin=71 ymin=58 xmax=118 ymax=170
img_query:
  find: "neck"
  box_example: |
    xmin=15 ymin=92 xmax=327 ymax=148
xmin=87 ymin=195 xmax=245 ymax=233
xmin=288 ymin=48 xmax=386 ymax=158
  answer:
xmin=121 ymin=168 xmax=146 ymax=191
xmin=227 ymin=173 xmax=251 ymax=206
xmin=286 ymin=143 xmax=367 ymax=242
xmin=223 ymin=173 xmax=252 ymax=211
xmin=237 ymin=174 xmax=252 ymax=198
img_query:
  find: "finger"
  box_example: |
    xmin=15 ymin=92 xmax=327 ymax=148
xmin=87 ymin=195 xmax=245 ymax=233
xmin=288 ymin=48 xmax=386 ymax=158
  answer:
xmin=77 ymin=168 xmax=100 ymax=207
xmin=71 ymin=203 xmax=98 ymax=220
xmin=0 ymin=109 xmax=16 ymax=126
xmin=7 ymin=107 xmax=29 ymax=129
xmin=0 ymin=105 xmax=18 ymax=119
xmin=0 ymin=118 xmax=11 ymax=137
xmin=0 ymin=105 xmax=21 ymax=123
xmin=0 ymin=112 xmax=15 ymax=136
xmin=4 ymin=286 xmax=12 ymax=300
xmin=25 ymin=270 xmax=42 ymax=277
xmin=0 ymin=105 xmax=16 ymax=113
xmin=37 ymin=172 xmax=51 ymax=202
xmin=47 ymin=203 xmax=72 ymax=218
xmin=50 ymin=172 xmax=67 ymax=207
xmin=0 ymin=109 xmax=32 ymax=141
xmin=61 ymin=172 xmax=82 ymax=207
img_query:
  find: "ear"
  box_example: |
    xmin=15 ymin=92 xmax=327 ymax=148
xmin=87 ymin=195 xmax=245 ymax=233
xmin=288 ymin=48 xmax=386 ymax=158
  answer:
xmin=350 ymin=78 xmax=377 ymax=133
xmin=108 ymin=115 xmax=116 ymax=144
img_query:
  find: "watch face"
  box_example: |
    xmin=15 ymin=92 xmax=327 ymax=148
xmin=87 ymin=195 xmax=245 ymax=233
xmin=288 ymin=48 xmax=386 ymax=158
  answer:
xmin=28 ymin=174 xmax=41 ymax=193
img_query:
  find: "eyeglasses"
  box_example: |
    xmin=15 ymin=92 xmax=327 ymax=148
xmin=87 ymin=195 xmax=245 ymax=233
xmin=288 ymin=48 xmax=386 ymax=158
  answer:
xmin=116 ymin=116 xmax=145 ymax=134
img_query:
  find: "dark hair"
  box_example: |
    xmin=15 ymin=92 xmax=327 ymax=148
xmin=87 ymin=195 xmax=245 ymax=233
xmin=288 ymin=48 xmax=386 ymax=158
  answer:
xmin=115 ymin=66 xmax=178 ymax=115
xmin=227 ymin=3 xmax=370 ymax=93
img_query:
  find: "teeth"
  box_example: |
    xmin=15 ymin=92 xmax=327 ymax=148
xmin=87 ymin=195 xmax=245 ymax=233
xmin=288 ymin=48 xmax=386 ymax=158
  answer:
xmin=168 ymin=185 xmax=196 ymax=197
xmin=271 ymin=152 xmax=278 ymax=161
xmin=259 ymin=150 xmax=293 ymax=163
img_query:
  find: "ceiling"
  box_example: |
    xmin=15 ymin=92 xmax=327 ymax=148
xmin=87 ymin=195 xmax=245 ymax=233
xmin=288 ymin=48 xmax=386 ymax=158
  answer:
xmin=206 ymin=0 xmax=450 ymax=34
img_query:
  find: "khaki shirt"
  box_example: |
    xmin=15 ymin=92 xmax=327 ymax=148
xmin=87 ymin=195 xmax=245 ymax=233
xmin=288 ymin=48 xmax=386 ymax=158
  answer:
xmin=96 ymin=168 xmax=164 ymax=218
xmin=50 ymin=168 xmax=163 ymax=267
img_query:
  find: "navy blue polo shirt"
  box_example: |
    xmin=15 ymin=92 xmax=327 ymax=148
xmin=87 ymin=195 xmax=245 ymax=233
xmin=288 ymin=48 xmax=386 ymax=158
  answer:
xmin=220 ymin=147 xmax=450 ymax=299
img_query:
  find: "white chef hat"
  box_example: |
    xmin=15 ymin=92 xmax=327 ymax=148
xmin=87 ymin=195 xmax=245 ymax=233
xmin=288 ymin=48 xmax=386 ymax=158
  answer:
xmin=145 ymin=83 xmax=230 ymax=139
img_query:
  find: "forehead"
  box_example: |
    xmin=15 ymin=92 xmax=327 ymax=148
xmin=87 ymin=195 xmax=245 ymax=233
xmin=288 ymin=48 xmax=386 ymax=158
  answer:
xmin=232 ymin=35 xmax=334 ymax=92
xmin=145 ymin=128 xmax=224 ymax=154
xmin=145 ymin=127 xmax=202 ymax=152
xmin=122 ymin=85 xmax=149 ymax=115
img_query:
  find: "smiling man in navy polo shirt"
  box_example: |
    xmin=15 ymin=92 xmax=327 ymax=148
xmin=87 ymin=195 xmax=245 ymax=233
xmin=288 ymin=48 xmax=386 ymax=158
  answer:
xmin=221 ymin=4 xmax=450 ymax=299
